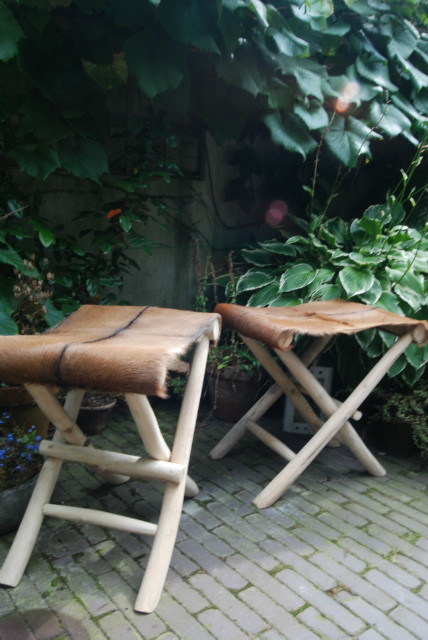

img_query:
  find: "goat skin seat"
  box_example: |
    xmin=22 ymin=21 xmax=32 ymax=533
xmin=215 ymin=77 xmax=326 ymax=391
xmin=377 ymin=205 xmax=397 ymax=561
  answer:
xmin=0 ymin=305 xmax=220 ymax=396
xmin=215 ymin=299 xmax=428 ymax=351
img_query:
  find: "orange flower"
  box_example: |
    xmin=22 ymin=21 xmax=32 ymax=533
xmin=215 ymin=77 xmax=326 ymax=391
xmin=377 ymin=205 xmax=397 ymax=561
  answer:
xmin=107 ymin=208 xmax=122 ymax=219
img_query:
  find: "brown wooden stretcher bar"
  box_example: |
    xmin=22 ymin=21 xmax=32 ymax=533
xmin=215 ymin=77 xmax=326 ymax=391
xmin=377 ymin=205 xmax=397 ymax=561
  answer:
xmin=210 ymin=300 xmax=428 ymax=509
xmin=0 ymin=305 xmax=220 ymax=614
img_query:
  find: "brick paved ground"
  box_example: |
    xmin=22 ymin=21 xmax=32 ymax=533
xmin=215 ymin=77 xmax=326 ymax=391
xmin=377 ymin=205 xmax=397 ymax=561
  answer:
xmin=0 ymin=399 xmax=427 ymax=639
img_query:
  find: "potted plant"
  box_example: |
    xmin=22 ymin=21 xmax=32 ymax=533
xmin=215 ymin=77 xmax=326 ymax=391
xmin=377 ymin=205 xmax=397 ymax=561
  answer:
xmin=366 ymin=381 xmax=428 ymax=459
xmin=0 ymin=412 xmax=42 ymax=534
xmin=194 ymin=248 xmax=267 ymax=421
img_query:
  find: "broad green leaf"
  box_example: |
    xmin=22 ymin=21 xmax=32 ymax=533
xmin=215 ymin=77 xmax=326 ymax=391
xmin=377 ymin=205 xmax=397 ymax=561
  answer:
xmin=58 ymin=139 xmax=108 ymax=182
xmin=0 ymin=247 xmax=25 ymax=270
xmin=216 ymin=43 xmax=266 ymax=96
xmin=124 ymin=31 xmax=186 ymax=98
xmin=323 ymin=218 xmax=349 ymax=246
xmin=325 ymin=115 xmax=379 ymax=167
xmin=38 ymin=229 xmax=55 ymax=248
xmin=269 ymin=294 xmax=301 ymax=307
xmin=349 ymin=252 xmax=382 ymax=266
xmin=10 ymin=144 xmax=61 ymax=180
xmin=279 ymin=263 xmax=316 ymax=292
xmin=355 ymin=58 xmax=398 ymax=92
xmin=260 ymin=241 xmax=296 ymax=257
xmin=359 ymin=278 xmax=383 ymax=304
xmin=358 ymin=215 xmax=383 ymax=237
xmin=0 ymin=311 xmax=18 ymax=335
xmin=0 ymin=1 xmax=24 ymax=61
xmin=268 ymin=26 xmax=309 ymax=58
xmin=236 ymin=269 xmax=276 ymax=293
xmin=158 ymin=0 xmax=221 ymax=53
xmin=387 ymin=355 xmax=407 ymax=378
xmin=355 ymin=329 xmax=376 ymax=350
xmin=376 ymin=291 xmax=403 ymax=314
xmin=294 ymin=100 xmax=329 ymax=130
xmin=366 ymin=333 xmax=383 ymax=358
xmin=44 ymin=299 xmax=65 ymax=328
xmin=241 ymin=247 xmax=275 ymax=266
xmin=310 ymin=283 xmax=342 ymax=300
xmin=404 ymin=342 xmax=427 ymax=369
xmin=399 ymin=272 xmax=424 ymax=295
xmin=339 ymin=266 xmax=374 ymax=297
xmin=369 ymin=101 xmax=411 ymax=138
xmin=82 ymin=54 xmax=128 ymax=90
xmin=264 ymin=112 xmax=317 ymax=159
xmin=394 ymin=284 xmax=423 ymax=310
xmin=247 ymin=281 xmax=281 ymax=306
xmin=396 ymin=52 xmax=428 ymax=91
xmin=386 ymin=19 xmax=419 ymax=60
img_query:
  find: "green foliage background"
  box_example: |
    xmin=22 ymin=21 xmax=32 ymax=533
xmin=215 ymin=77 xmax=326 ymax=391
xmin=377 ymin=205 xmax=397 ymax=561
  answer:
xmin=1 ymin=0 xmax=428 ymax=182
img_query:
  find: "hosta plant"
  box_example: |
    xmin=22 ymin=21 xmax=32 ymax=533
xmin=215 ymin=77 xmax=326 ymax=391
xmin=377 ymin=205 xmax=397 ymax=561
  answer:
xmin=233 ymin=200 xmax=428 ymax=387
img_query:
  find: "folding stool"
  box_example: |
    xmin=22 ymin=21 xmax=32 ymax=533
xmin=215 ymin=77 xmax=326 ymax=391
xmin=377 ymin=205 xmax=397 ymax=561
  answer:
xmin=210 ymin=300 xmax=428 ymax=509
xmin=0 ymin=305 xmax=220 ymax=613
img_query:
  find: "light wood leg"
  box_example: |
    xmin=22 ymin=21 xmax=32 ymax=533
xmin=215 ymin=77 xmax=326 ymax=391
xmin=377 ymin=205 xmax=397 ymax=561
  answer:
xmin=0 ymin=390 xmax=83 ymax=587
xmin=125 ymin=392 xmax=198 ymax=498
xmin=135 ymin=336 xmax=210 ymax=613
xmin=276 ymin=348 xmax=385 ymax=476
xmin=253 ymin=332 xmax=413 ymax=508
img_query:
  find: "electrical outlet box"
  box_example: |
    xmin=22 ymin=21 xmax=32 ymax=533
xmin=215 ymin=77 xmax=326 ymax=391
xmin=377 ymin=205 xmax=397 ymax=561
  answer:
xmin=283 ymin=366 xmax=333 ymax=434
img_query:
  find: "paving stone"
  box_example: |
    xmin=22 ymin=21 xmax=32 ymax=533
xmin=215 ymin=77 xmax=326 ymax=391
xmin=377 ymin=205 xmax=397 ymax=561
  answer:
xmin=297 ymin=604 xmax=351 ymax=639
xmin=178 ymin=540 xmax=247 ymax=591
xmin=198 ymin=608 xmax=251 ymax=640
xmin=389 ymin=605 xmax=428 ymax=640
xmin=190 ymin=572 xmax=267 ymax=635
xmin=342 ymin=595 xmax=417 ymax=640
xmin=1 ymin=402 xmax=428 ymax=640
xmin=311 ymin=551 xmax=397 ymax=611
xmin=239 ymin=585 xmax=321 ymax=640
xmin=276 ymin=569 xmax=366 ymax=636
xmin=364 ymin=569 xmax=428 ymax=620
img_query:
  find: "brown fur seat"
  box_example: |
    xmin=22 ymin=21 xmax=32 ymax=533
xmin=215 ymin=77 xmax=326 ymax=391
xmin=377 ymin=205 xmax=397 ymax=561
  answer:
xmin=0 ymin=305 xmax=220 ymax=396
xmin=215 ymin=299 xmax=428 ymax=350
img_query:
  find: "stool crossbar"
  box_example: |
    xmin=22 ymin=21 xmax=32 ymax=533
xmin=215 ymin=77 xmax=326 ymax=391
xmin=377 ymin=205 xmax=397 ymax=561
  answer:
xmin=210 ymin=300 xmax=428 ymax=509
xmin=0 ymin=305 xmax=220 ymax=613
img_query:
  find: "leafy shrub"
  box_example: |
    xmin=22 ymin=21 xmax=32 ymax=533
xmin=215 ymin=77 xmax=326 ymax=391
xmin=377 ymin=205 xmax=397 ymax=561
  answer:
xmin=233 ymin=200 xmax=428 ymax=387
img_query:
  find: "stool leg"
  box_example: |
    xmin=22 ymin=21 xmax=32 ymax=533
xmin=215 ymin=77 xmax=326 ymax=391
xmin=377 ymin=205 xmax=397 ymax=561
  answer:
xmin=134 ymin=336 xmax=210 ymax=613
xmin=126 ymin=393 xmax=199 ymax=498
xmin=254 ymin=332 xmax=414 ymax=508
xmin=276 ymin=348 xmax=386 ymax=476
xmin=0 ymin=390 xmax=82 ymax=587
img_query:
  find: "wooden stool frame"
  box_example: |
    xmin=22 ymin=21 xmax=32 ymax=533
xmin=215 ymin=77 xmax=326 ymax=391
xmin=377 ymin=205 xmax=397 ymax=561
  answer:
xmin=0 ymin=332 xmax=215 ymax=614
xmin=210 ymin=328 xmax=417 ymax=509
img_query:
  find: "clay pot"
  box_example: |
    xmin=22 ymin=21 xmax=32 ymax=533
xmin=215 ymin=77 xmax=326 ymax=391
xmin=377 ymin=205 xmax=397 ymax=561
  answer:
xmin=207 ymin=365 xmax=266 ymax=423
xmin=77 ymin=393 xmax=117 ymax=435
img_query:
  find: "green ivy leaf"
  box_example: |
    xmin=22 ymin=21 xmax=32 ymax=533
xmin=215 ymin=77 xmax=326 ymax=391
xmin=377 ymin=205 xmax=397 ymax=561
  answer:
xmin=58 ymin=139 xmax=108 ymax=182
xmin=124 ymin=31 xmax=187 ymax=98
xmin=387 ymin=354 xmax=407 ymax=378
xmin=294 ymin=99 xmax=329 ymax=130
xmin=339 ymin=266 xmax=374 ymax=297
xmin=236 ymin=269 xmax=276 ymax=293
xmin=264 ymin=111 xmax=317 ymax=159
xmin=369 ymin=102 xmax=411 ymax=138
xmin=325 ymin=115 xmax=380 ymax=167
xmin=354 ymin=58 xmax=398 ymax=92
xmin=10 ymin=144 xmax=61 ymax=180
xmin=279 ymin=263 xmax=316 ymax=292
xmin=0 ymin=1 xmax=24 ymax=61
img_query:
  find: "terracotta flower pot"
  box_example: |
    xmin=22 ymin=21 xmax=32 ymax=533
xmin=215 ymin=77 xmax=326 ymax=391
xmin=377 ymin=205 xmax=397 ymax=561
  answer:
xmin=77 ymin=394 xmax=117 ymax=435
xmin=207 ymin=365 xmax=266 ymax=423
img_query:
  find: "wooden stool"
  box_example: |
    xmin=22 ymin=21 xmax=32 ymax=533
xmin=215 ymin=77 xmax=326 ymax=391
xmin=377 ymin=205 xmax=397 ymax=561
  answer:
xmin=209 ymin=300 xmax=428 ymax=509
xmin=0 ymin=305 xmax=220 ymax=613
